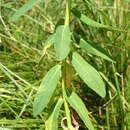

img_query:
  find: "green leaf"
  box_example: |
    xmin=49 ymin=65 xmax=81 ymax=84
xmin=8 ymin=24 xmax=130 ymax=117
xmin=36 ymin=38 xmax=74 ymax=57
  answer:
xmin=72 ymin=8 xmax=106 ymax=28
xmin=68 ymin=92 xmax=94 ymax=130
xmin=37 ymin=34 xmax=56 ymax=68
xmin=33 ymin=65 xmax=61 ymax=116
xmin=80 ymin=14 xmax=107 ymax=28
xmin=79 ymin=39 xmax=115 ymax=62
xmin=72 ymin=52 xmax=106 ymax=98
xmin=45 ymin=98 xmax=63 ymax=130
xmin=55 ymin=25 xmax=71 ymax=60
xmin=81 ymin=14 xmax=126 ymax=32
xmin=72 ymin=8 xmax=127 ymax=32
xmin=44 ymin=33 xmax=56 ymax=50
xmin=9 ymin=0 xmax=42 ymax=22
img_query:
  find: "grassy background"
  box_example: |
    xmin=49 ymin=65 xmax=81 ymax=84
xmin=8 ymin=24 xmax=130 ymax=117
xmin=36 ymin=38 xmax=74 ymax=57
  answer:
xmin=0 ymin=0 xmax=130 ymax=129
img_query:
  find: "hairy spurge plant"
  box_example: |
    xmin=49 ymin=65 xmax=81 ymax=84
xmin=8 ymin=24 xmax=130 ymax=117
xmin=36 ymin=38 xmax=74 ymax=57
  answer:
xmin=10 ymin=0 xmax=121 ymax=130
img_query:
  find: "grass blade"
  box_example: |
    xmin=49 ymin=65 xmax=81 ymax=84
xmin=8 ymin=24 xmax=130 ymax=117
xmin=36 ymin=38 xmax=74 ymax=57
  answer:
xmin=9 ymin=0 xmax=42 ymax=22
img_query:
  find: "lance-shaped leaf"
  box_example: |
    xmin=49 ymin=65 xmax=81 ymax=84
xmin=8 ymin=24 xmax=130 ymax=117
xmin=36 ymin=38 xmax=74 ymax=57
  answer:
xmin=72 ymin=8 xmax=126 ymax=32
xmin=33 ymin=65 xmax=61 ymax=116
xmin=68 ymin=92 xmax=94 ymax=130
xmin=45 ymin=98 xmax=63 ymax=130
xmin=79 ymin=39 xmax=115 ymax=62
xmin=38 ymin=33 xmax=56 ymax=67
xmin=72 ymin=8 xmax=106 ymax=28
xmin=55 ymin=25 xmax=71 ymax=60
xmin=72 ymin=52 xmax=106 ymax=98
xmin=80 ymin=14 xmax=107 ymax=28
xmin=43 ymin=33 xmax=56 ymax=50
xmin=9 ymin=0 xmax=42 ymax=22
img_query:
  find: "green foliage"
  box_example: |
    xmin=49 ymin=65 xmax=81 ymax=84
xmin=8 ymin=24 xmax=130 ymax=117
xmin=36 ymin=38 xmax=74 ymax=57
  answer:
xmin=9 ymin=0 xmax=42 ymax=22
xmin=72 ymin=52 xmax=106 ymax=98
xmin=44 ymin=33 xmax=56 ymax=50
xmin=45 ymin=98 xmax=63 ymax=130
xmin=55 ymin=25 xmax=71 ymax=60
xmin=72 ymin=8 xmax=107 ymax=28
xmin=68 ymin=92 xmax=94 ymax=130
xmin=81 ymin=14 xmax=107 ymax=28
xmin=33 ymin=65 xmax=61 ymax=116
xmin=72 ymin=8 xmax=127 ymax=32
xmin=1 ymin=0 xmax=129 ymax=129
xmin=79 ymin=38 xmax=114 ymax=62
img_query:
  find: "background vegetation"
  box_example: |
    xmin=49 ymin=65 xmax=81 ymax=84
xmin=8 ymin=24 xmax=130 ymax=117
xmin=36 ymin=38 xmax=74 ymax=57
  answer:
xmin=0 ymin=0 xmax=130 ymax=129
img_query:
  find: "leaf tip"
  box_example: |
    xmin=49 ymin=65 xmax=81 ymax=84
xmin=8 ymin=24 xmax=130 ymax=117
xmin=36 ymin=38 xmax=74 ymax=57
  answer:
xmin=100 ymin=89 xmax=106 ymax=98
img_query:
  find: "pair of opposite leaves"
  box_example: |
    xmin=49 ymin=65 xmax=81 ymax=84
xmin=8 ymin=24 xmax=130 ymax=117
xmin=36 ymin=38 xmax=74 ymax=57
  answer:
xmin=34 ymin=22 xmax=115 ymax=116
xmin=33 ymin=49 xmax=108 ymax=130
xmin=33 ymin=22 xmax=115 ymax=129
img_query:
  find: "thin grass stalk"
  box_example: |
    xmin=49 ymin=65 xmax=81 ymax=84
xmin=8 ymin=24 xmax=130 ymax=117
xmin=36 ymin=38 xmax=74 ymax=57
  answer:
xmin=106 ymin=105 xmax=110 ymax=130
xmin=112 ymin=63 xmax=125 ymax=130
xmin=109 ymin=91 xmax=118 ymax=129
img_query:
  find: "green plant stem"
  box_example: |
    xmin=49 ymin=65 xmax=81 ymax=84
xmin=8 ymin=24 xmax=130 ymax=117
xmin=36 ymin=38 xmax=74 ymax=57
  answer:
xmin=64 ymin=0 xmax=72 ymax=89
xmin=112 ymin=63 xmax=124 ymax=130
xmin=62 ymin=79 xmax=74 ymax=130
xmin=106 ymin=105 xmax=110 ymax=130
xmin=63 ymin=0 xmax=73 ymax=129
xmin=109 ymin=91 xmax=118 ymax=129
xmin=65 ymin=0 xmax=71 ymax=26
xmin=62 ymin=1 xmax=74 ymax=129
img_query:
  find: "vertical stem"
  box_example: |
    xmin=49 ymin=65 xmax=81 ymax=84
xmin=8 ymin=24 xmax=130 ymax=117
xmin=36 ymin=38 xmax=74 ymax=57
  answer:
xmin=64 ymin=0 xmax=72 ymax=88
xmin=109 ymin=91 xmax=118 ymax=129
xmin=106 ymin=105 xmax=110 ymax=130
xmin=62 ymin=79 xmax=74 ymax=130
xmin=62 ymin=1 xmax=74 ymax=129
xmin=63 ymin=62 xmax=72 ymax=88
xmin=65 ymin=0 xmax=71 ymax=26
xmin=112 ymin=63 xmax=124 ymax=130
